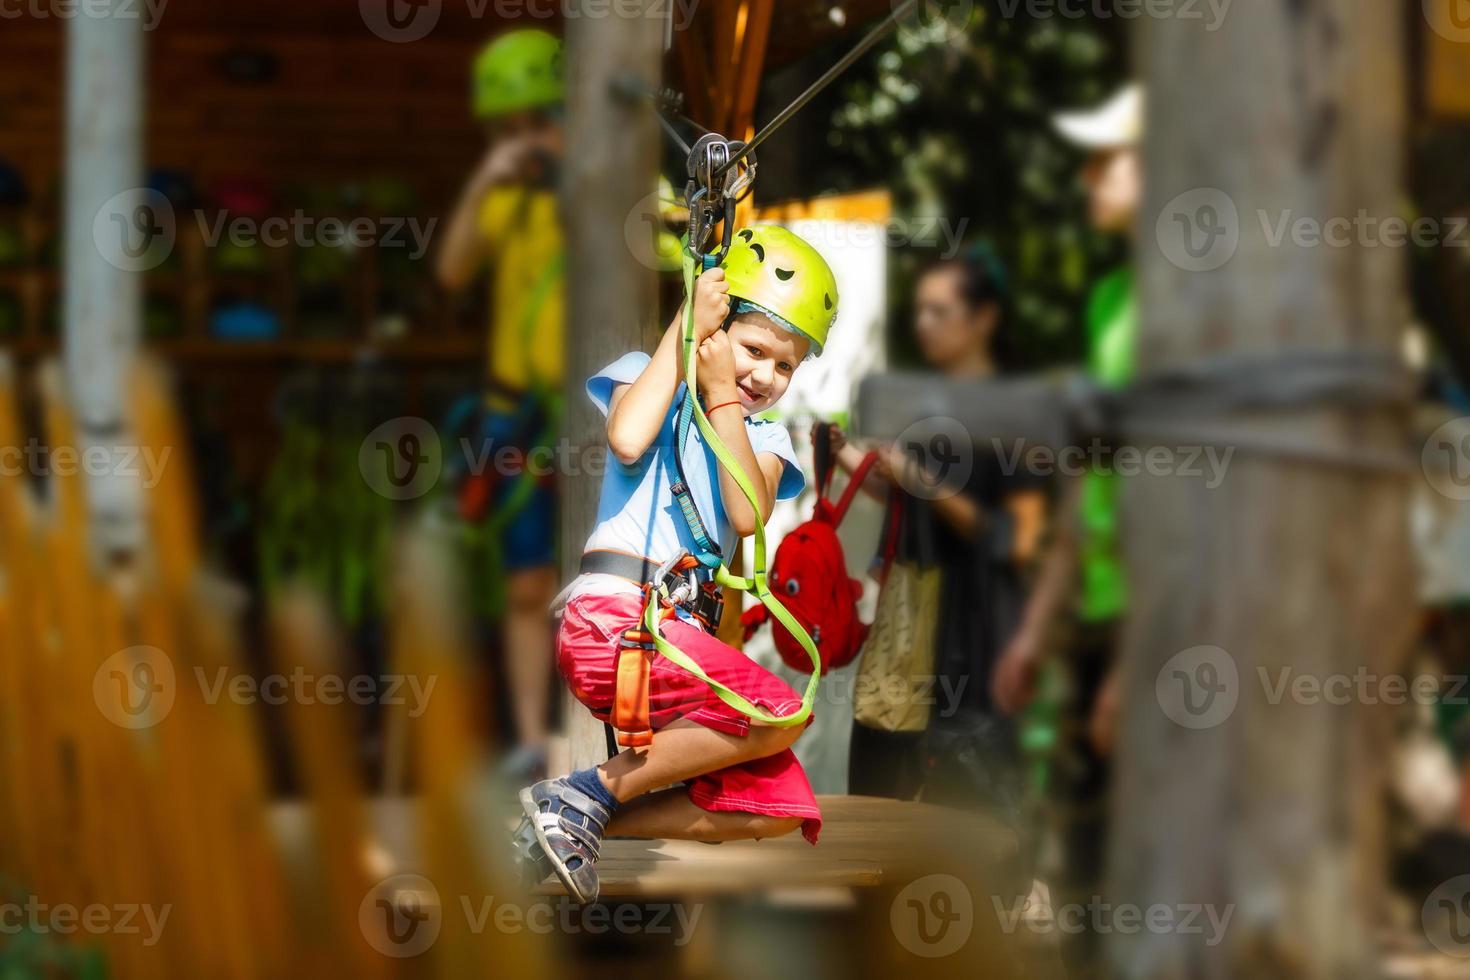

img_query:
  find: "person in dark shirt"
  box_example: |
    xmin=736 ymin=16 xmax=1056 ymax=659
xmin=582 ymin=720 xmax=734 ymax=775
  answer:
xmin=824 ymin=247 xmax=1045 ymax=808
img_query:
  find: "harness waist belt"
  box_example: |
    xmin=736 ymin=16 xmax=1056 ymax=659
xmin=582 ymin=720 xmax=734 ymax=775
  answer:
xmin=580 ymin=550 xmax=724 ymax=629
xmin=579 ymin=550 xmax=667 ymax=585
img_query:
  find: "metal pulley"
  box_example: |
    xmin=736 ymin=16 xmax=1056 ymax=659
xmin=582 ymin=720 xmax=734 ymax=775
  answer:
xmin=684 ymin=133 xmax=756 ymax=266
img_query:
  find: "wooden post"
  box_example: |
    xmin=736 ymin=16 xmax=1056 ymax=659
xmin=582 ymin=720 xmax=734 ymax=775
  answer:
xmin=561 ymin=2 xmax=664 ymax=770
xmin=1111 ymin=3 xmax=1410 ymax=977
xmin=63 ymin=1 xmax=146 ymax=557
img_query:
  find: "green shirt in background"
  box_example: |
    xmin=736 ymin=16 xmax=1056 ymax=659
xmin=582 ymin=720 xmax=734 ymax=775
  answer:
xmin=1078 ymin=267 xmax=1136 ymax=622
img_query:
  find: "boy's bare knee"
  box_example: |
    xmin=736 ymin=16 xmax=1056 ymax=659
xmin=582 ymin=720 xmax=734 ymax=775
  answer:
xmin=753 ymin=816 xmax=804 ymax=840
xmin=750 ymin=721 xmax=802 ymax=754
xmin=773 ymin=721 xmax=804 ymax=750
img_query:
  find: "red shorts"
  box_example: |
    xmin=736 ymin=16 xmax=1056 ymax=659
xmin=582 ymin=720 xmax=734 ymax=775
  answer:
xmin=556 ymin=588 xmax=822 ymax=844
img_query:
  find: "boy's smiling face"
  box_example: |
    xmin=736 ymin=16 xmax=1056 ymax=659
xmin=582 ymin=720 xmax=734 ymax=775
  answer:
xmin=726 ymin=311 xmax=810 ymax=415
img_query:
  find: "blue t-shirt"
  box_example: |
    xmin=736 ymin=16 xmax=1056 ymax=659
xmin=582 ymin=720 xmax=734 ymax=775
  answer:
xmin=581 ymin=351 xmax=805 ymax=565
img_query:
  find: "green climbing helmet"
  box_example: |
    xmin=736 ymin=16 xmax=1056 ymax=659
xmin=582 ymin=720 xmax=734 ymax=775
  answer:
xmin=473 ymin=29 xmax=564 ymax=119
xmin=721 ymin=225 xmax=838 ymax=357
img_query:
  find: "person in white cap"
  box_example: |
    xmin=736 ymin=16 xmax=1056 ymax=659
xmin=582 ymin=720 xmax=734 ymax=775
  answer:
xmin=1053 ymin=81 xmax=1143 ymax=236
xmin=991 ymin=81 xmax=1143 ymax=980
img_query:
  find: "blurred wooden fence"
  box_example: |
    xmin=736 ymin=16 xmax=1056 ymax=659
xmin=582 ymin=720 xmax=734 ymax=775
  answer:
xmin=0 ymin=353 xmax=547 ymax=978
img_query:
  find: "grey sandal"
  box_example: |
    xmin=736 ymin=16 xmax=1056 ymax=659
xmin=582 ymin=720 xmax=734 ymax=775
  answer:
xmin=518 ymin=778 xmax=612 ymax=904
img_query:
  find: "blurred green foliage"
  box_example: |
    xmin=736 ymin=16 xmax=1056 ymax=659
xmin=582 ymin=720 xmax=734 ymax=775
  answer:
xmin=820 ymin=9 xmax=1129 ymax=370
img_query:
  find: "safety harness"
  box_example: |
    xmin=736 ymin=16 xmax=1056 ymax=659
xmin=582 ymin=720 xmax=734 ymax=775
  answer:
xmin=609 ymin=269 xmax=826 ymax=746
xmin=607 ymin=1 xmax=919 ymax=747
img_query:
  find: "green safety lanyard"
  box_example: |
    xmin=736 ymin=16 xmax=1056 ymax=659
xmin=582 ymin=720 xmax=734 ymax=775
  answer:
xmin=637 ymin=249 xmax=821 ymax=727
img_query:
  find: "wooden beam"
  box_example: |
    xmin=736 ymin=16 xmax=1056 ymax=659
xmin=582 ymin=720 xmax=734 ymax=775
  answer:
xmin=562 ymin=1 xmax=664 ymax=771
xmin=727 ymin=0 xmax=775 ymax=141
xmin=853 ymin=371 xmax=1080 ymax=451
xmin=710 ymin=2 xmax=740 ymax=132
xmin=672 ymin=14 xmax=716 ymax=128
xmin=1112 ymin=3 xmax=1410 ymax=977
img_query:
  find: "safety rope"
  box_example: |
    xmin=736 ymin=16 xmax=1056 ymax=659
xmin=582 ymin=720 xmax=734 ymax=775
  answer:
xmin=636 ymin=251 xmax=822 ymax=728
xmin=671 ymin=371 xmax=724 ymax=568
xmin=620 ymin=0 xmax=921 ymax=730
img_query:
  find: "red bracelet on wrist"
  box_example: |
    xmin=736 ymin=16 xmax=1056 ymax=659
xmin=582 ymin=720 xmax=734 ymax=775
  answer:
xmin=705 ymin=399 xmax=742 ymax=417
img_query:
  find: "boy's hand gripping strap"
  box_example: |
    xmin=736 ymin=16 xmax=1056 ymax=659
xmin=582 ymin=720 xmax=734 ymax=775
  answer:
xmin=632 ymin=251 xmax=821 ymax=731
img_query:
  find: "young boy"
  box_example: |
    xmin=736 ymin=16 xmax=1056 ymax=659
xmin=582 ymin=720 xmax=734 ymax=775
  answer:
xmin=516 ymin=226 xmax=840 ymax=904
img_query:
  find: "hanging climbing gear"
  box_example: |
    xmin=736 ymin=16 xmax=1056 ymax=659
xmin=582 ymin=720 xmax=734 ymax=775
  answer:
xmin=576 ymin=548 xmax=730 ymax=748
xmin=580 ymin=549 xmax=726 ymax=630
xmin=614 ymin=551 xmax=728 ymax=746
xmin=684 ymin=133 xmax=757 ymax=268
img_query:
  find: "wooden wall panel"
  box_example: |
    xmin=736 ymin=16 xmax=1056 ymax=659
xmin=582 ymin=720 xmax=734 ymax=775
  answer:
xmin=0 ymin=22 xmax=486 ymax=202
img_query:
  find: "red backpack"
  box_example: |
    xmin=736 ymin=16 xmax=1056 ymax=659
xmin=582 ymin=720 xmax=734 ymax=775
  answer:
xmin=741 ymin=426 xmax=879 ymax=674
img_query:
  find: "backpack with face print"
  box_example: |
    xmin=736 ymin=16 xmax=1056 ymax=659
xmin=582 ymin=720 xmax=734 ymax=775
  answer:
xmin=740 ymin=425 xmax=878 ymax=674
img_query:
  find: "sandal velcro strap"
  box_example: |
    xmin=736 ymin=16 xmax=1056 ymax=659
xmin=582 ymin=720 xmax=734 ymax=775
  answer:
xmin=522 ymin=779 xmax=610 ymax=904
xmin=549 ymin=783 xmax=612 ymax=830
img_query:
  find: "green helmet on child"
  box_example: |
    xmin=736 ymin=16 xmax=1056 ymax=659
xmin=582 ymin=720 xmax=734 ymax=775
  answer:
xmin=721 ymin=226 xmax=838 ymax=356
xmin=473 ymin=29 xmax=564 ymax=119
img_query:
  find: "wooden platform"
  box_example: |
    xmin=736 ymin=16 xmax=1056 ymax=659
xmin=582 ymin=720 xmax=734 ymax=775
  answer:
xmin=536 ymin=795 xmax=1017 ymax=899
xmin=271 ymin=793 xmax=1018 ymax=900
xmin=267 ymin=792 xmax=1053 ymax=977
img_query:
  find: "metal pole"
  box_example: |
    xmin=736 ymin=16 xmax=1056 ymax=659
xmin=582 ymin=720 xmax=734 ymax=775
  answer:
xmin=64 ymin=1 xmax=147 ymax=557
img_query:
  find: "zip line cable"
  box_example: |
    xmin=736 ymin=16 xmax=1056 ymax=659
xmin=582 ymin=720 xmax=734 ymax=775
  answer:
xmin=712 ymin=0 xmax=920 ymax=177
xmin=632 ymin=0 xmax=921 ymax=168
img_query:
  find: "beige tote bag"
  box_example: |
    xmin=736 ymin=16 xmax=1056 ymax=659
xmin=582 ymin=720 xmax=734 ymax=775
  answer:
xmin=853 ymin=495 xmax=942 ymax=733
